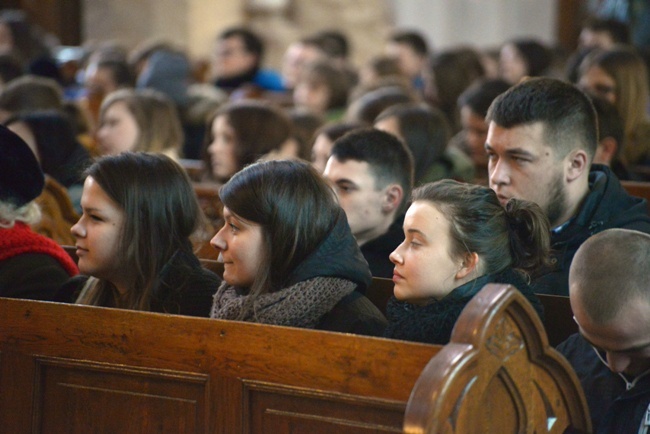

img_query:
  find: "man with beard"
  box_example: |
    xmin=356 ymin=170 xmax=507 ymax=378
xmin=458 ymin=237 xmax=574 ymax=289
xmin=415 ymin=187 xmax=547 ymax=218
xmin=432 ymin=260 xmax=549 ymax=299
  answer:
xmin=484 ymin=77 xmax=650 ymax=295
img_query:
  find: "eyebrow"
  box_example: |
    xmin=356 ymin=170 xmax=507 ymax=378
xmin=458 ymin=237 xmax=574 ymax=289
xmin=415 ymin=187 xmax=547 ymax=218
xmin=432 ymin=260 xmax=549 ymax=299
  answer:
xmin=485 ymin=144 xmax=536 ymax=159
xmin=406 ymin=228 xmax=428 ymax=239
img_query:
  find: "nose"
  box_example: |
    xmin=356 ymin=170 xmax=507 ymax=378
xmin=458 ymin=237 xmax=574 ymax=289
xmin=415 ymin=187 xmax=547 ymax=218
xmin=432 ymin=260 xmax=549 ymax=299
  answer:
xmin=71 ymin=218 xmax=85 ymax=239
xmin=389 ymin=242 xmax=405 ymax=265
xmin=210 ymin=225 xmax=227 ymax=251
xmin=489 ymin=157 xmax=510 ymax=187
xmin=606 ymin=352 xmax=632 ymax=374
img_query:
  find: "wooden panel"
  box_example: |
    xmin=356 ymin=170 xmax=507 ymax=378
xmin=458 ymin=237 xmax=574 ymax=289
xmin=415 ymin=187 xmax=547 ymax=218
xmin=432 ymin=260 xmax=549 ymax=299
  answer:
xmin=36 ymin=357 xmax=208 ymax=434
xmin=0 ymin=297 xmax=439 ymax=433
xmin=244 ymin=381 xmax=404 ymax=433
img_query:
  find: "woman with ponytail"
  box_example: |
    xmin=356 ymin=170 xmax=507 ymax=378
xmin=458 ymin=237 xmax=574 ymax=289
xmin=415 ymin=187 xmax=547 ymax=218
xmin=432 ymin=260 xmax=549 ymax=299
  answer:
xmin=385 ymin=179 xmax=548 ymax=344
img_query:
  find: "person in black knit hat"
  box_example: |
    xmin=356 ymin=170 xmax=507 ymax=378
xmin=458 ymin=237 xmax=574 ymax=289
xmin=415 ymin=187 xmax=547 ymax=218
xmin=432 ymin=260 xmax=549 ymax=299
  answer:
xmin=0 ymin=124 xmax=79 ymax=300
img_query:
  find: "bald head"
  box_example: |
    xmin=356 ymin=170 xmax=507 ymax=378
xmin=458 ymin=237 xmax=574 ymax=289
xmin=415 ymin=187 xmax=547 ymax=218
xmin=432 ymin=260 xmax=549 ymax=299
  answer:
xmin=569 ymin=229 xmax=650 ymax=324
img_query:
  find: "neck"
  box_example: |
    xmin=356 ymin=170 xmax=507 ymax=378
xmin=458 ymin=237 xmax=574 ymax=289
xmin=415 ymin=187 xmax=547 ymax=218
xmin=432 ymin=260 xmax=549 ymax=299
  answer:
xmin=356 ymin=217 xmax=395 ymax=247
xmin=552 ymin=176 xmax=590 ymax=228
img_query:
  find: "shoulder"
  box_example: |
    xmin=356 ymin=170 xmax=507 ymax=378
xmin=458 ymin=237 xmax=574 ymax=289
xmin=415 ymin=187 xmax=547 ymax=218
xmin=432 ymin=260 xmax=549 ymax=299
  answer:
xmin=0 ymin=254 xmax=75 ymax=301
xmin=317 ymin=291 xmax=388 ymax=337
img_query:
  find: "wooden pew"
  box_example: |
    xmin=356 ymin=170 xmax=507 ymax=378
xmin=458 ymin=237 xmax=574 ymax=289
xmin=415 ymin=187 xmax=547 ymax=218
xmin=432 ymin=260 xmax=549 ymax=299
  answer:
xmin=0 ymin=296 xmax=438 ymax=433
xmin=404 ymin=283 xmax=591 ymax=433
xmin=0 ymin=283 xmax=589 ymax=433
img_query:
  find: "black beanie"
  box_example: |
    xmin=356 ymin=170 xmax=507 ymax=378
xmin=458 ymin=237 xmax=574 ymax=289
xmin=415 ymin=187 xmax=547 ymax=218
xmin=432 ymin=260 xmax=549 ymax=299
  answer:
xmin=0 ymin=124 xmax=45 ymax=207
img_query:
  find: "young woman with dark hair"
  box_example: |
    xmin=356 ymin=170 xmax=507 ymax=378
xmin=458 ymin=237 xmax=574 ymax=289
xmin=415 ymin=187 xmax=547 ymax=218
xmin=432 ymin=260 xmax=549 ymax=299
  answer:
xmin=203 ymin=100 xmax=294 ymax=184
xmin=209 ymin=159 xmax=386 ymax=336
xmin=386 ymin=179 xmax=548 ymax=345
xmin=58 ymin=152 xmax=220 ymax=316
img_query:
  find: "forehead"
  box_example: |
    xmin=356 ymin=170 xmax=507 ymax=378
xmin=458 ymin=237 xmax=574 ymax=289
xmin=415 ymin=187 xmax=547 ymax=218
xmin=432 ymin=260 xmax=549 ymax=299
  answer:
xmin=572 ymin=291 xmax=650 ymax=351
xmin=325 ymin=158 xmax=376 ymax=183
xmin=404 ymin=201 xmax=451 ymax=235
xmin=486 ymin=121 xmax=554 ymax=155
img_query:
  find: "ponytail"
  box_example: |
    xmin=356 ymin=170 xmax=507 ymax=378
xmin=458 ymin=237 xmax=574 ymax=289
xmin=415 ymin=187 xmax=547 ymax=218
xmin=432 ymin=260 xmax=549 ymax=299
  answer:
xmin=504 ymin=198 xmax=551 ymax=275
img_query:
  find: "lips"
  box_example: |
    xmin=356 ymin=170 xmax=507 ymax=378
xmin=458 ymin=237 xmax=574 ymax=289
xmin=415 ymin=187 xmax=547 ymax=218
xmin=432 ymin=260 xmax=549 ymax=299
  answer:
xmin=75 ymin=245 xmax=88 ymax=256
xmin=392 ymin=269 xmax=404 ymax=283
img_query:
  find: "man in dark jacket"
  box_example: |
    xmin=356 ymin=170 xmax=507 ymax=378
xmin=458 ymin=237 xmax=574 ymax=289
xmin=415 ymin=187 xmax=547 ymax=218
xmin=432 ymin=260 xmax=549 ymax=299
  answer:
xmin=557 ymin=229 xmax=650 ymax=433
xmin=323 ymin=128 xmax=414 ymax=279
xmin=485 ymin=77 xmax=650 ymax=295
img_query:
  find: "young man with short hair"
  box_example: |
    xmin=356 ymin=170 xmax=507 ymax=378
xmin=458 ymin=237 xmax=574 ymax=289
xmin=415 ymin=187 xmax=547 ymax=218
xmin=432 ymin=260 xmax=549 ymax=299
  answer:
xmin=324 ymin=128 xmax=414 ymax=279
xmin=485 ymin=77 xmax=650 ymax=295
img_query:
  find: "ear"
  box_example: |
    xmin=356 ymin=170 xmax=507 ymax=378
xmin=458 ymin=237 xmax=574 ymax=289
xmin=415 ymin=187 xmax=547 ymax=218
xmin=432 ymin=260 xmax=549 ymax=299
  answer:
xmin=455 ymin=252 xmax=480 ymax=280
xmin=381 ymin=184 xmax=404 ymax=213
xmin=565 ymin=149 xmax=589 ymax=183
xmin=594 ymin=137 xmax=618 ymax=166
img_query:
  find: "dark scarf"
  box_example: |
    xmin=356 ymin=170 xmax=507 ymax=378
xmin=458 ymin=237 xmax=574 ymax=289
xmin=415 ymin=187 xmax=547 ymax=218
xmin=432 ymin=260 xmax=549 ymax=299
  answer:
xmin=385 ymin=269 xmax=542 ymax=345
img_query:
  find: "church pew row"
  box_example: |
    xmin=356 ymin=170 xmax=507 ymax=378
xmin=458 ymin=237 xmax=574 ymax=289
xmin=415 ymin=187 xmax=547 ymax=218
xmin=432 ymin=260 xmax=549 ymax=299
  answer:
xmin=0 ymin=284 xmax=589 ymax=433
xmin=60 ymin=246 xmax=579 ymax=348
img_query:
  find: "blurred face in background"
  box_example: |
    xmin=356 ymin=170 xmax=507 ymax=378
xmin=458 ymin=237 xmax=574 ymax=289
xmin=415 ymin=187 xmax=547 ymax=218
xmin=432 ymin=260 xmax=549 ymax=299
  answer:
xmin=207 ymin=114 xmax=239 ymax=182
xmin=213 ymin=35 xmax=257 ymax=80
xmin=97 ymin=101 xmax=139 ymax=155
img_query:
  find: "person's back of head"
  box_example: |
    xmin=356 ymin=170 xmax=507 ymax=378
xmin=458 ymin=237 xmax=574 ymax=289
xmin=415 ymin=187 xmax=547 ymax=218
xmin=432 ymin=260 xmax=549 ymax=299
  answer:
xmin=0 ymin=74 xmax=63 ymax=121
xmin=590 ymin=96 xmax=625 ymax=166
xmin=487 ymin=77 xmax=598 ymax=160
xmin=346 ymin=84 xmax=416 ymax=125
xmin=375 ymin=102 xmax=450 ymax=182
xmin=458 ymin=78 xmax=511 ymax=119
xmin=220 ymin=159 xmax=340 ymax=295
xmin=0 ymin=123 xmax=44 ymax=226
xmin=312 ymin=30 xmax=350 ymax=62
xmin=413 ymin=179 xmax=550 ymax=277
xmin=330 ymin=127 xmax=414 ymax=213
xmin=569 ymin=228 xmax=650 ymax=327
xmin=5 ymin=110 xmax=90 ymax=188
xmin=426 ymin=47 xmax=486 ymax=131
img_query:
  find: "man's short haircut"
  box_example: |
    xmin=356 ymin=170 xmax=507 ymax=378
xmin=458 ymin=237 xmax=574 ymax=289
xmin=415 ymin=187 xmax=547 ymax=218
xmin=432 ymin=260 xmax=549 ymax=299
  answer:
xmin=389 ymin=30 xmax=429 ymax=56
xmin=582 ymin=17 xmax=631 ymax=45
xmin=330 ymin=128 xmax=414 ymax=212
xmin=486 ymin=77 xmax=598 ymax=159
xmin=458 ymin=78 xmax=511 ymax=118
xmin=313 ymin=30 xmax=350 ymax=60
xmin=220 ymin=27 xmax=264 ymax=60
xmin=569 ymin=229 xmax=650 ymax=323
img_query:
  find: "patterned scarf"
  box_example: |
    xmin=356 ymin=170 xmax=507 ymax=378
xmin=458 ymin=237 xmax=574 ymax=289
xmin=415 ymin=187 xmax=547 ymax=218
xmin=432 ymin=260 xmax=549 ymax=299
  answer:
xmin=210 ymin=276 xmax=355 ymax=329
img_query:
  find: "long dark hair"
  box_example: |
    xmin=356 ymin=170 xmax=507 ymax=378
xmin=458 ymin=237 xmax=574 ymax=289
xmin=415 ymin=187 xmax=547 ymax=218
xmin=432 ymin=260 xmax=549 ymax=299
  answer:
xmin=77 ymin=152 xmax=201 ymax=310
xmin=219 ymin=159 xmax=340 ymax=308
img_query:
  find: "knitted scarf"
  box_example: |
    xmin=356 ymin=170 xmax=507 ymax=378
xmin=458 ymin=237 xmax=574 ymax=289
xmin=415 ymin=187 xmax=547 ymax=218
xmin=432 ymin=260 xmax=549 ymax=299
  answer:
xmin=210 ymin=276 xmax=355 ymax=329
xmin=0 ymin=222 xmax=79 ymax=276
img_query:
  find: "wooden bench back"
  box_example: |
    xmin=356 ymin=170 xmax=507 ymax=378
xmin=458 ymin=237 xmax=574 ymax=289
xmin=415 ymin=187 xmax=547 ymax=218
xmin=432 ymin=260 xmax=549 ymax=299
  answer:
xmin=0 ymin=297 xmax=440 ymax=433
xmin=404 ymin=283 xmax=591 ymax=434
